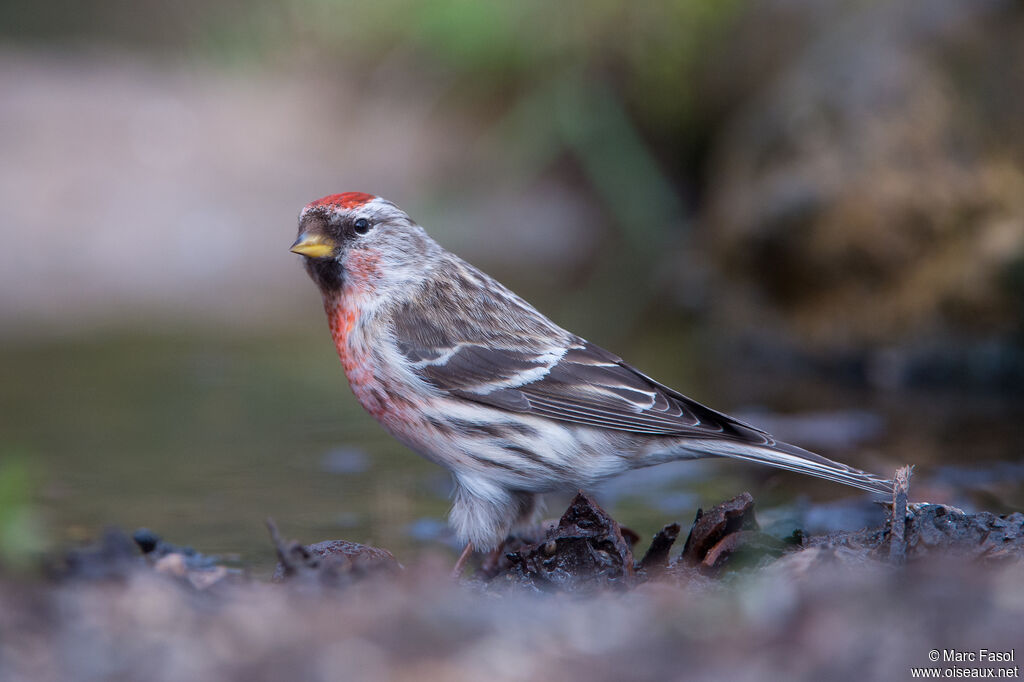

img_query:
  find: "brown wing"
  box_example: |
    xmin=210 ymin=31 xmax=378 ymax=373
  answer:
xmin=390 ymin=262 xmax=770 ymax=442
xmin=390 ymin=258 xmax=893 ymax=495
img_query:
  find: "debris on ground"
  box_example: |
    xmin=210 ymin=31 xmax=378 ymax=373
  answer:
xmin=672 ymin=492 xmax=789 ymax=574
xmin=43 ymin=467 xmax=1024 ymax=595
xmin=637 ymin=522 xmax=680 ymax=577
xmin=268 ymin=518 xmax=400 ymax=587
xmin=48 ymin=527 xmax=142 ymax=582
xmin=498 ymin=492 xmax=637 ymax=593
xmin=16 ymin=467 xmax=1024 ymax=682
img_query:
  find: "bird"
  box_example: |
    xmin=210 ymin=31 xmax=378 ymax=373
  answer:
xmin=290 ymin=192 xmax=893 ymax=571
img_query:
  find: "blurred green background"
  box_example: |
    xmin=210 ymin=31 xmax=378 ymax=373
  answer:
xmin=1 ymin=0 xmax=1022 ymax=573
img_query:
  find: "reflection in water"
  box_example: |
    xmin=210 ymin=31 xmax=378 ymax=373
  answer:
xmin=1 ymin=331 xmax=1020 ymax=574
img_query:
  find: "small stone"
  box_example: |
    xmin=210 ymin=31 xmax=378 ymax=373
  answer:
xmin=154 ymin=553 xmax=187 ymax=577
xmin=187 ymin=566 xmax=229 ymax=590
xmin=132 ymin=528 xmax=160 ymax=554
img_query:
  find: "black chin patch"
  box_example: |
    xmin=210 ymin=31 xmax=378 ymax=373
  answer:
xmin=304 ymin=257 xmax=345 ymax=293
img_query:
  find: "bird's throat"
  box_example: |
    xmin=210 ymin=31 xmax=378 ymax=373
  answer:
xmin=323 ymin=295 xmax=358 ymax=360
xmin=304 ymin=257 xmax=345 ymax=294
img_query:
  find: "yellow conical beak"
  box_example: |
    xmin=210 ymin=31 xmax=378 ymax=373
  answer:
xmin=290 ymin=232 xmax=336 ymax=258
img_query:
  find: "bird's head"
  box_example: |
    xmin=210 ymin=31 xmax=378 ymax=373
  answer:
xmin=291 ymin=192 xmax=439 ymax=297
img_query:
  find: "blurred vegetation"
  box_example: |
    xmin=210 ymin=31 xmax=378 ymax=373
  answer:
xmin=1 ymin=0 xmax=743 ymax=336
xmin=0 ymin=456 xmax=50 ymax=571
xmin=2 ymin=0 xmax=738 ymax=141
xmin=261 ymin=0 xmax=738 ymax=155
xmin=1 ymin=0 xmax=738 ymax=172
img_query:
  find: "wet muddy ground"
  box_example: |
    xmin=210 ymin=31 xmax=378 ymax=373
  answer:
xmin=4 ymin=472 xmax=1022 ymax=682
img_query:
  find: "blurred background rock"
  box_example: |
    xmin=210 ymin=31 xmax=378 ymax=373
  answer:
xmin=702 ymin=0 xmax=1024 ymax=388
xmin=1 ymin=0 xmax=1021 ymax=569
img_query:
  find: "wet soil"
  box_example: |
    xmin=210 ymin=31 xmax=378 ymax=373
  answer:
xmin=48 ymin=468 xmax=1024 ymax=594
xmin=10 ymin=470 xmax=1024 ymax=682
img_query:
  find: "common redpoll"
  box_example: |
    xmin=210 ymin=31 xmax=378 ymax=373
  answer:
xmin=291 ymin=192 xmax=893 ymax=563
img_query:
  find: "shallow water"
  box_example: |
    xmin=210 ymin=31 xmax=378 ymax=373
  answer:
xmin=2 ymin=329 xmax=1021 ymax=575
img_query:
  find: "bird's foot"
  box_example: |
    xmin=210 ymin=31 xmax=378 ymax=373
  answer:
xmin=451 ymin=541 xmax=474 ymax=580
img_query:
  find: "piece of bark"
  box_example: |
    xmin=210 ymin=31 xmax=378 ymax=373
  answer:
xmin=639 ymin=523 xmax=681 ymax=575
xmin=501 ymin=492 xmax=635 ymax=593
xmin=701 ymin=530 xmax=787 ymax=572
xmin=268 ymin=519 xmax=400 ymax=586
xmin=680 ymin=493 xmax=758 ymax=566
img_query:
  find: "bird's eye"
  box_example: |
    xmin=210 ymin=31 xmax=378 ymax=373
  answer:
xmin=353 ymin=218 xmax=371 ymax=235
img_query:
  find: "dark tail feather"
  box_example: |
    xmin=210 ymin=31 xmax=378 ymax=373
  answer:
xmin=687 ymin=438 xmax=894 ymax=496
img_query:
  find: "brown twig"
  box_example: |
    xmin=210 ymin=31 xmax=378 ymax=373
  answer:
xmin=888 ymin=466 xmax=913 ymax=565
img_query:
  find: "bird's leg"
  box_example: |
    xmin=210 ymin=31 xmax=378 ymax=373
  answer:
xmin=480 ymin=542 xmax=506 ymax=574
xmin=451 ymin=541 xmax=474 ymax=579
